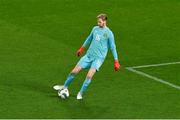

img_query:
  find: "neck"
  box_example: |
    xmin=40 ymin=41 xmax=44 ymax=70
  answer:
xmin=99 ymin=25 xmax=107 ymax=28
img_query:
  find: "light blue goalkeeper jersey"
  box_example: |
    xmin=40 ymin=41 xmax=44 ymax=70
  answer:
xmin=82 ymin=26 xmax=118 ymax=60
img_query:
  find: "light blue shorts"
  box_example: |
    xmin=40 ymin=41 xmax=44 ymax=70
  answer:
xmin=77 ymin=55 xmax=104 ymax=71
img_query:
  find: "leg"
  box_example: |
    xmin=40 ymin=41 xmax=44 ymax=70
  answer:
xmin=64 ymin=65 xmax=82 ymax=88
xmin=77 ymin=59 xmax=104 ymax=99
xmin=79 ymin=68 xmax=96 ymax=94
xmin=64 ymin=55 xmax=92 ymax=89
xmin=71 ymin=65 xmax=82 ymax=74
xmin=86 ymin=68 xmax=96 ymax=80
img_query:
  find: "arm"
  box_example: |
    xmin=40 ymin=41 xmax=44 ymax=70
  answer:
xmin=109 ymin=31 xmax=118 ymax=60
xmin=77 ymin=27 xmax=94 ymax=56
xmin=82 ymin=29 xmax=94 ymax=47
xmin=108 ymin=31 xmax=120 ymax=71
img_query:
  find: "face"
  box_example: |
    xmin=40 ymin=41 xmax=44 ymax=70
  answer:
xmin=97 ymin=18 xmax=106 ymax=28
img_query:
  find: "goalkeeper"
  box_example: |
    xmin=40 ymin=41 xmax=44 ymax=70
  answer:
xmin=54 ymin=14 xmax=121 ymax=100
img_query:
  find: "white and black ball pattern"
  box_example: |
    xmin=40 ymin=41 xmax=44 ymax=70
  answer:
xmin=58 ymin=89 xmax=69 ymax=99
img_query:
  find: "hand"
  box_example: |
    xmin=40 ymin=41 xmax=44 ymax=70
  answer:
xmin=114 ymin=60 xmax=120 ymax=71
xmin=76 ymin=47 xmax=85 ymax=57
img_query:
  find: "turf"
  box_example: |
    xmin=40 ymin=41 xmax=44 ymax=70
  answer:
xmin=0 ymin=0 xmax=180 ymax=118
xmin=138 ymin=64 xmax=180 ymax=86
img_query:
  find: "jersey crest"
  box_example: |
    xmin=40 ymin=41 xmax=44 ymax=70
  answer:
xmin=103 ymin=33 xmax=108 ymax=39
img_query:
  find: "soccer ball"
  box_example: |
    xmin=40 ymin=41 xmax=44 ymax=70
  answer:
xmin=58 ymin=89 xmax=69 ymax=99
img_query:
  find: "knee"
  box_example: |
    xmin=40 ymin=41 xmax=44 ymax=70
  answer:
xmin=71 ymin=69 xmax=79 ymax=75
xmin=86 ymin=74 xmax=93 ymax=80
xmin=86 ymin=69 xmax=96 ymax=80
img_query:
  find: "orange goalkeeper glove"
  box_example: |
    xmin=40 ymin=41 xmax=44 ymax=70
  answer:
xmin=76 ymin=47 xmax=85 ymax=57
xmin=114 ymin=60 xmax=120 ymax=71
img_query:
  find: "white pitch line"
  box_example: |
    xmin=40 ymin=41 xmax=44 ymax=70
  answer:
xmin=126 ymin=67 xmax=180 ymax=90
xmin=129 ymin=61 xmax=180 ymax=69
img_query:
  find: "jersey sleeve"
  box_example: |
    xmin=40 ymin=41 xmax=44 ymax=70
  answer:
xmin=82 ymin=27 xmax=94 ymax=47
xmin=108 ymin=31 xmax=118 ymax=60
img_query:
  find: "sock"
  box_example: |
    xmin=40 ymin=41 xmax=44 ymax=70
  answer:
xmin=64 ymin=73 xmax=75 ymax=88
xmin=80 ymin=79 xmax=91 ymax=95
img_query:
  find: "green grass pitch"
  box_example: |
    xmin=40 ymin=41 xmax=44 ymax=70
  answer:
xmin=0 ymin=0 xmax=180 ymax=118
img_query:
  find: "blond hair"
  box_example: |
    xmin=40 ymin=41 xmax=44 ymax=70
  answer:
xmin=97 ymin=13 xmax=107 ymax=21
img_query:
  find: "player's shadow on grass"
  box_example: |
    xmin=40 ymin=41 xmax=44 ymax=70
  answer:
xmin=19 ymin=79 xmax=56 ymax=97
xmin=60 ymin=99 xmax=109 ymax=118
xmin=21 ymin=79 xmax=80 ymax=99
